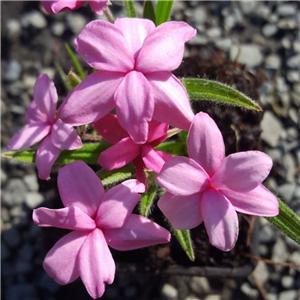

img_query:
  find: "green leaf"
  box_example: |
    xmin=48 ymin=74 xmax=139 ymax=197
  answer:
xmin=169 ymin=223 xmax=195 ymax=261
xmin=155 ymin=141 xmax=187 ymax=156
xmin=55 ymin=62 xmax=71 ymax=92
xmin=124 ymin=0 xmax=137 ymax=18
xmin=143 ymin=1 xmax=156 ymax=23
xmin=97 ymin=164 xmax=135 ymax=186
xmin=3 ymin=142 xmax=111 ymax=165
xmin=65 ymin=43 xmax=85 ymax=80
xmin=182 ymin=78 xmax=262 ymax=111
xmin=266 ymin=198 xmax=300 ymax=245
xmin=155 ymin=0 xmax=173 ymax=26
xmin=68 ymin=71 xmax=82 ymax=88
xmin=139 ymin=172 xmax=157 ymax=217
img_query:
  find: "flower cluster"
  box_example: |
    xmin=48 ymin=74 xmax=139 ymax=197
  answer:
xmin=7 ymin=5 xmax=279 ymax=300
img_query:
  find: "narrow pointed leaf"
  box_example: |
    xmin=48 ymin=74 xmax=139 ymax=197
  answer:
xmin=155 ymin=141 xmax=186 ymax=156
xmin=143 ymin=1 xmax=156 ymax=23
xmin=169 ymin=223 xmax=195 ymax=261
xmin=3 ymin=142 xmax=111 ymax=165
xmin=266 ymin=198 xmax=300 ymax=245
xmin=97 ymin=163 xmax=135 ymax=186
xmin=156 ymin=1 xmax=173 ymax=26
xmin=55 ymin=62 xmax=71 ymax=92
xmin=182 ymin=78 xmax=262 ymax=111
xmin=65 ymin=43 xmax=85 ymax=80
xmin=124 ymin=0 xmax=137 ymax=18
xmin=139 ymin=173 xmax=157 ymax=217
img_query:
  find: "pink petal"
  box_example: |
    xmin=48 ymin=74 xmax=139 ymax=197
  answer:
xmin=211 ymin=151 xmax=273 ymax=192
xmin=148 ymin=72 xmax=194 ymax=131
xmin=96 ymin=180 xmax=145 ymax=229
xmin=25 ymin=101 xmax=48 ymax=124
xmin=114 ymin=18 xmax=155 ymax=59
xmin=98 ymin=137 xmax=140 ymax=170
xmin=156 ymin=156 xmax=209 ymax=196
xmin=58 ymin=161 xmax=105 ymax=218
xmin=6 ymin=124 xmax=51 ymax=151
xmin=188 ymin=112 xmax=225 ymax=176
xmin=132 ymin=156 xmax=147 ymax=187
xmin=158 ymin=192 xmax=202 ymax=230
xmin=33 ymin=74 xmax=58 ymax=123
xmin=201 ymin=190 xmax=239 ymax=251
xmin=78 ymin=228 xmax=115 ymax=299
xmin=92 ymin=114 xmax=128 ymax=144
xmin=41 ymin=1 xmax=84 ymax=14
xmin=104 ymin=214 xmax=170 ymax=251
xmin=74 ymin=20 xmax=134 ymax=72
xmin=51 ymin=119 xmax=82 ymax=150
xmin=141 ymin=144 xmax=171 ymax=174
xmin=147 ymin=119 xmax=168 ymax=144
xmin=221 ymin=184 xmax=279 ymax=217
xmin=36 ymin=135 xmax=61 ymax=180
xmin=59 ymin=71 xmax=122 ymax=126
xmin=33 ymin=207 xmax=96 ymax=230
xmin=88 ymin=0 xmax=108 ymax=15
xmin=136 ymin=21 xmax=196 ymax=72
xmin=43 ymin=231 xmax=87 ymax=285
xmin=115 ymin=71 xmax=154 ymax=144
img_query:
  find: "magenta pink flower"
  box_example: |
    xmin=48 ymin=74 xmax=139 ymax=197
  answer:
xmin=6 ymin=74 xmax=82 ymax=180
xmin=41 ymin=0 xmax=108 ymax=15
xmin=33 ymin=161 xmax=170 ymax=299
xmin=157 ymin=112 xmax=279 ymax=251
xmin=59 ymin=18 xmax=196 ymax=144
xmin=94 ymin=114 xmax=171 ymax=185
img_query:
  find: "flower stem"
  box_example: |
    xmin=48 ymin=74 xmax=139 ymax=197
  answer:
xmin=104 ymin=8 xmax=115 ymax=24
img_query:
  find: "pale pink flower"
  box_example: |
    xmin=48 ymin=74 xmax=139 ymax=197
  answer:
xmin=157 ymin=112 xmax=279 ymax=251
xmin=59 ymin=18 xmax=196 ymax=144
xmin=33 ymin=161 xmax=170 ymax=299
xmin=41 ymin=0 xmax=108 ymax=15
xmin=94 ymin=114 xmax=171 ymax=185
xmin=6 ymin=74 xmax=82 ymax=180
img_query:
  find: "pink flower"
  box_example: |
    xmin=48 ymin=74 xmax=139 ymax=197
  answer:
xmin=59 ymin=18 xmax=196 ymax=144
xmin=6 ymin=74 xmax=82 ymax=180
xmin=41 ymin=0 xmax=108 ymax=15
xmin=33 ymin=161 xmax=170 ymax=299
xmin=157 ymin=112 xmax=279 ymax=251
xmin=94 ymin=114 xmax=172 ymax=185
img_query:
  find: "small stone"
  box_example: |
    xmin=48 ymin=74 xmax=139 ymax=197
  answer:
xmin=10 ymin=205 xmax=26 ymax=218
xmin=272 ymin=237 xmax=288 ymax=263
xmin=51 ymin=22 xmax=65 ymax=37
xmin=10 ymin=104 xmax=26 ymax=115
xmin=260 ymin=112 xmax=283 ymax=147
xmin=193 ymin=7 xmax=207 ymax=24
xmin=262 ymin=24 xmax=278 ymax=37
xmin=283 ymin=154 xmax=296 ymax=183
xmin=6 ymin=81 xmax=25 ymax=97
xmin=278 ymin=19 xmax=297 ymax=30
xmin=204 ymin=295 xmax=221 ymax=300
xmin=215 ymin=38 xmax=232 ymax=51
xmin=281 ymin=37 xmax=292 ymax=50
xmin=259 ymin=223 xmax=276 ymax=243
xmin=6 ymin=19 xmax=21 ymax=40
xmin=1 ymin=167 xmax=7 ymax=184
xmin=230 ymin=45 xmax=263 ymax=67
xmin=293 ymin=40 xmax=300 ymax=53
xmin=3 ymin=179 xmax=27 ymax=206
xmin=4 ymin=60 xmax=22 ymax=82
xmin=185 ymin=296 xmax=201 ymax=300
xmin=66 ymin=13 xmax=86 ymax=34
xmin=241 ymin=282 xmax=259 ymax=298
xmin=289 ymin=109 xmax=299 ymax=124
xmin=162 ymin=283 xmax=178 ymax=299
xmin=282 ymin=276 xmax=294 ymax=288
xmin=287 ymin=71 xmax=300 ymax=83
xmin=265 ymin=54 xmax=281 ymax=69
xmin=2 ymin=227 xmax=22 ymax=248
xmin=289 ymin=251 xmax=300 ymax=264
xmin=25 ymin=192 xmax=44 ymax=209
xmin=23 ymin=174 xmax=39 ymax=192
xmin=188 ymin=35 xmax=208 ymax=45
xmin=239 ymin=1 xmax=256 ymax=15
xmin=254 ymin=262 xmax=269 ymax=285
xmin=277 ymin=4 xmax=297 ymax=17
xmin=23 ymin=75 xmax=36 ymax=89
xmin=189 ymin=277 xmax=210 ymax=294
xmin=276 ymin=76 xmax=289 ymax=93
xmin=267 ymin=294 xmax=278 ymax=300
xmin=41 ymin=68 xmax=55 ymax=80
xmin=258 ymin=244 xmax=269 ymax=256
xmin=224 ymin=14 xmax=237 ymax=30
xmin=278 ymin=290 xmax=298 ymax=300
xmin=278 ymin=183 xmax=296 ymax=203
xmin=287 ymin=55 xmax=300 ymax=69
xmin=207 ymin=27 xmax=222 ymax=39
xmin=21 ymin=11 xmax=47 ymax=29
xmin=287 ymin=127 xmax=299 ymax=142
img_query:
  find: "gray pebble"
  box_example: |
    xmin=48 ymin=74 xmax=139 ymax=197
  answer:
xmin=283 ymin=154 xmax=296 ymax=183
xmin=288 ymin=108 xmax=299 ymax=124
xmin=277 ymin=4 xmax=297 ymax=17
xmin=241 ymin=282 xmax=259 ymax=298
xmin=162 ymin=283 xmax=178 ymax=299
xmin=278 ymin=183 xmax=296 ymax=202
xmin=293 ymin=40 xmax=300 ymax=53
xmin=289 ymin=251 xmax=300 ymax=264
xmin=287 ymin=71 xmax=300 ymax=83
xmin=281 ymin=37 xmax=292 ymax=50
xmin=230 ymin=44 xmax=263 ymax=67
xmin=23 ymin=174 xmax=39 ymax=192
xmin=265 ymin=54 xmax=281 ymax=69
xmin=25 ymin=192 xmax=44 ymax=209
xmin=287 ymin=55 xmax=300 ymax=69
xmin=3 ymin=227 xmax=22 ymax=248
xmin=262 ymin=24 xmax=278 ymax=38
xmin=254 ymin=261 xmax=269 ymax=285
xmin=286 ymin=127 xmax=299 ymax=141
xmin=259 ymin=223 xmax=276 ymax=243
xmin=272 ymin=237 xmax=288 ymax=264
xmin=193 ymin=7 xmax=207 ymax=24
xmin=10 ymin=205 xmax=26 ymax=218
xmin=3 ymin=179 xmax=27 ymax=206
xmin=239 ymin=1 xmax=256 ymax=15
xmin=6 ymin=19 xmax=21 ymax=40
xmin=206 ymin=27 xmax=222 ymax=39
xmin=66 ymin=13 xmax=86 ymax=34
xmin=21 ymin=11 xmax=47 ymax=29
xmin=276 ymin=76 xmax=289 ymax=93
xmin=51 ymin=22 xmax=65 ymax=37
xmin=189 ymin=277 xmax=210 ymax=294
xmin=260 ymin=111 xmax=283 ymax=147
xmin=224 ymin=14 xmax=237 ymax=31
xmin=188 ymin=35 xmax=208 ymax=46
xmin=4 ymin=60 xmax=22 ymax=82
xmin=278 ymin=19 xmax=297 ymax=30
xmin=203 ymin=295 xmax=221 ymax=300
xmin=267 ymin=294 xmax=278 ymax=300
xmin=282 ymin=276 xmax=294 ymax=289
xmin=215 ymin=38 xmax=232 ymax=51
xmin=278 ymin=290 xmax=298 ymax=300
xmin=185 ymin=296 xmax=201 ymax=300
xmin=6 ymin=81 xmax=25 ymax=97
